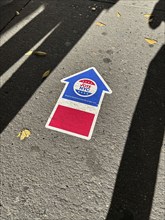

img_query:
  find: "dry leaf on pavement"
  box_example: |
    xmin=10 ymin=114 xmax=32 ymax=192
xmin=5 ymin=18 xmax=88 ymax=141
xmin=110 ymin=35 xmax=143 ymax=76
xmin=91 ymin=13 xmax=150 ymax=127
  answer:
xmin=117 ymin=12 xmax=121 ymax=17
xmin=42 ymin=70 xmax=51 ymax=79
xmin=17 ymin=129 xmax=31 ymax=140
xmin=96 ymin=22 xmax=106 ymax=27
xmin=33 ymin=51 xmax=47 ymax=56
xmin=144 ymin=14 xmax=153 ymax=22
xmin=145 ymin=38 xmax=157 ymax=45
xmin=144 ymin=14 xmax=152 ymax=18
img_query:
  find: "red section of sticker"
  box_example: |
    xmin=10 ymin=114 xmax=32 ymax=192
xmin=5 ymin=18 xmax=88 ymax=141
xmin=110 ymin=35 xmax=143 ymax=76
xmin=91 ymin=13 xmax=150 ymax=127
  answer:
xmin=49 ymin=105 xmax=95 ymax=137
xmin=79 ymin=79 xmax=95 ymax=85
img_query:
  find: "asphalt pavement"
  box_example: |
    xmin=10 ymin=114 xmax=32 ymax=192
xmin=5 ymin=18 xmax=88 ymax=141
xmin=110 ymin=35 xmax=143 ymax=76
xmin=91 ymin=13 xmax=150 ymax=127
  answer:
xmin=0 ymin=0 xmax=165 ymax=220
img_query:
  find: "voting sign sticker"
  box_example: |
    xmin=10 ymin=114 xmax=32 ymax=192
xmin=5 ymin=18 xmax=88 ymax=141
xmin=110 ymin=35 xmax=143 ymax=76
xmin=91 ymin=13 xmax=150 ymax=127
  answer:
xmin=73 ymin=78 xmax=97 ymax=97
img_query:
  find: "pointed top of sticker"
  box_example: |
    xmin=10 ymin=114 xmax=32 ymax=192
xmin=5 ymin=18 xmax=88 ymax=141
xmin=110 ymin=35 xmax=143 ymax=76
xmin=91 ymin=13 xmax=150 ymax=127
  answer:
xmin=61 ymin=67 xmax=112 ymax=94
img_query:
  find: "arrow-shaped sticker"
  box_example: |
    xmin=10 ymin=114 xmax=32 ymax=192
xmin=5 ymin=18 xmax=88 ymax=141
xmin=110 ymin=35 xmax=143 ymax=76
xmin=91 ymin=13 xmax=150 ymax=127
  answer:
xmin=46 ymin=67 xmax=112 ymax=140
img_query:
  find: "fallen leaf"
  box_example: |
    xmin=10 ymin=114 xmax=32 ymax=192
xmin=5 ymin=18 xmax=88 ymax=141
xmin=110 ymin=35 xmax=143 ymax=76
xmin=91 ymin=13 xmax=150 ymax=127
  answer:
xmin=33 ymin=51 xmax=47 ymax=56
xmin=96 ymin=22 xmax=106 ymax=27
xmin=117 ymin=12 xmax=121 ymax=17
xmin=145 ymin=38 xmax=157 ymax=45
xmin=144 ymin=14 xmax=151 ymax=18
xmin=144 ymin=14 xmax=153 ymax=22
xmin=17 ymin=129 xmax=31 ymax=140
xmin=25 ymin=50 xmax=33 ymax=56
xmin=42 ymin=70 xmax=51 ymax=79
xmin=16 ymin=11 xmax=20 ymax=16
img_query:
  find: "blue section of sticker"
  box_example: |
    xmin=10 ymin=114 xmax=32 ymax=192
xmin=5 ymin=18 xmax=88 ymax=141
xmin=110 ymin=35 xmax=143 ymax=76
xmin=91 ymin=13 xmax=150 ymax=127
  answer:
xmin=62 ymin=68 xmax=110 ymax=106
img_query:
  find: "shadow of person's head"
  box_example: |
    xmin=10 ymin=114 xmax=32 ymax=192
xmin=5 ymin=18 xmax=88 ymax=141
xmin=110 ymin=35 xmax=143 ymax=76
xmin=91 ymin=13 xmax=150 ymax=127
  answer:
xmin=149 ymin=0 xmax=165 ymax=29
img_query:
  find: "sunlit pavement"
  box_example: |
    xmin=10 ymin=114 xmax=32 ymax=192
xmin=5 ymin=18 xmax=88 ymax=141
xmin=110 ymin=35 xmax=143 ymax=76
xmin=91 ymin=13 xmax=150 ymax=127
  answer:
xmin=0 ymin=1 xmax=165 ymax=219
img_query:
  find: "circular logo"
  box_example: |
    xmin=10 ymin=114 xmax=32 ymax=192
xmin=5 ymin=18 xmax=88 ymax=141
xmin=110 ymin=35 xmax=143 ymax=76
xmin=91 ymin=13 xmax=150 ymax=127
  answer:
xmin=73 ymin=78 xmax=97 ymax=97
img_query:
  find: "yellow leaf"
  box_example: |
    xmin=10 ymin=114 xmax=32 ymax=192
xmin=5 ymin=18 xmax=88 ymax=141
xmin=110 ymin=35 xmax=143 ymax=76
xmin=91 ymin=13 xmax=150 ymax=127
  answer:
xmin=144 ymin=14 xmax=153 ymax=22
xmin=33 ymin=51 xmax=47 ymax=56
xmin=17 ymin=129 xmax=31 ymax=140
xmin=117 ymin=12 xmax=121 ymax=17
xmin=144 ymin=14 xmax=152 ymax=18
xmin=145 ymin=38 xmax=157 ymax=45
xmin=96 ymin=22 xmax=106 ymax=27
xmin=42 ymin=70 xmax=51 ymax=79
xmin=25 ymin=50 xmax=33 ymax=56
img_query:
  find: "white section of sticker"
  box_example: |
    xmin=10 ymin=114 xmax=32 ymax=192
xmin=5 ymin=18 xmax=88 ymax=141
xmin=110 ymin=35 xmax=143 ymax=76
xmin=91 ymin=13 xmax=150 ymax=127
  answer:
xmin=57 ymin=98 xmax=99 ymax=114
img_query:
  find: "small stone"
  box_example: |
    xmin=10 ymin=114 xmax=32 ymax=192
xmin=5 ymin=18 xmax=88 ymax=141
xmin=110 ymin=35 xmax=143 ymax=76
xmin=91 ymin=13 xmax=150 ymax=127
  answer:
xmin=14 ymin=196 xmax=20 ymax=203
xmin=91 ymin=7 xmax=96 ymax=11
xmin=16 ymin=11 xmax=20 ymax=16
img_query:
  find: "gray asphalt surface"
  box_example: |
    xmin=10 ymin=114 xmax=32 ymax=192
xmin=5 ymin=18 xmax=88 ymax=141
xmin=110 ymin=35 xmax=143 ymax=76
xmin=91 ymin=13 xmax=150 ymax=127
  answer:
xmin=0 ymin=0 xmax=165 ymax=220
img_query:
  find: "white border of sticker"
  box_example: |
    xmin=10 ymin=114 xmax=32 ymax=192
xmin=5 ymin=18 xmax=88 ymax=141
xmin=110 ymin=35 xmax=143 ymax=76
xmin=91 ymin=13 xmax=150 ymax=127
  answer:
xmin=45 ymin=67 xmax=112 ymax=140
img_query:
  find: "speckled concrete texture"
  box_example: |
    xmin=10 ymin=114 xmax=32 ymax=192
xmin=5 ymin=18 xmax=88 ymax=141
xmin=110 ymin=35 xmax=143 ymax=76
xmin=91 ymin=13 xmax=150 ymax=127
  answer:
xmin=0 ymin=1 xmax=164 ymax=219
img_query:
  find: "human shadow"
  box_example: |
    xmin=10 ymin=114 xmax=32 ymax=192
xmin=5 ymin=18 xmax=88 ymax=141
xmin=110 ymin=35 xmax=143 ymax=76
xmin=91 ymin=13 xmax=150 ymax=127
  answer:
xmin=0 ymin=0 xmax=119 ymax=132
xmin=106 ymin=0 xmax=165 ymax=219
